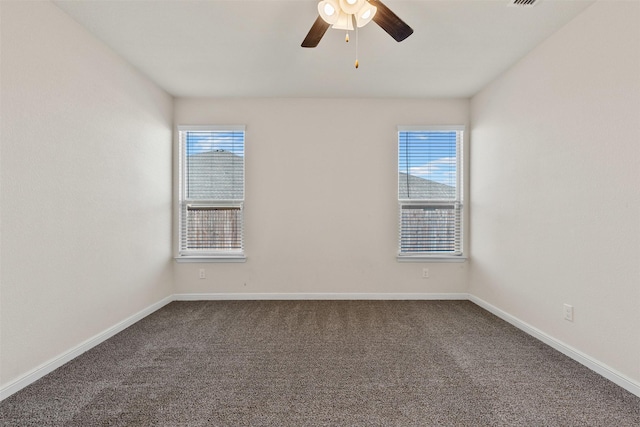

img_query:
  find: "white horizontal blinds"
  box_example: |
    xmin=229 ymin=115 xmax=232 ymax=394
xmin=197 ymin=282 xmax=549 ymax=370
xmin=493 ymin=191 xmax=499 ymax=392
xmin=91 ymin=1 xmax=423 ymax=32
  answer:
xmin=184 ymin=206 xmax=242 ymax=250
xmin=179 ymin=127 xmax=245 ymax=255
xmin=400 ymin=204 xmax=462 ymax=253
xmin=185 ymin=130 xmax=244 ymax=201
xmin=398 ymin=128 xmax=463 ymax=255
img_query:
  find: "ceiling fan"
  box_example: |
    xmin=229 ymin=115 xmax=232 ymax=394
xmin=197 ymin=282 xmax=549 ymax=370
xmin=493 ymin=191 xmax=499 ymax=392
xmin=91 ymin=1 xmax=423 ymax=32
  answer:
xmin=302 ymin=0 xmax=413 ymax=48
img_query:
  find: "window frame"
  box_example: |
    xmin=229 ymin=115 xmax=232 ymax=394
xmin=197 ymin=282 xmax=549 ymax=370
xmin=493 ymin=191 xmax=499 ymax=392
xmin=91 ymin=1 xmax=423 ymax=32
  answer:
xmin=176 ymin=125 xmax=246 ymax=262
xmin=397 ymin=125 xmax=466 ymax=262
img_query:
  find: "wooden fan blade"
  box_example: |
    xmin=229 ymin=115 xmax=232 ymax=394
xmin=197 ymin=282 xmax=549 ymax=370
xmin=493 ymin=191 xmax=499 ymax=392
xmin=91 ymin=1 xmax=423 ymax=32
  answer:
xmin=369 ymin=0 xmax=413 ymax=42
xmin=302 ymin=16 xmax=330 ymax=48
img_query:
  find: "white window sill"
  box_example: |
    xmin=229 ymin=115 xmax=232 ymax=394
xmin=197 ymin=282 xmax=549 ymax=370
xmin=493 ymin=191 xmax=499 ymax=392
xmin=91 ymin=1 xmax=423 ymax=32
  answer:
xmin=175 ymin=255 xmax=246 ymax=263
xmin=396 ymin=255 xmax=467 ymax=263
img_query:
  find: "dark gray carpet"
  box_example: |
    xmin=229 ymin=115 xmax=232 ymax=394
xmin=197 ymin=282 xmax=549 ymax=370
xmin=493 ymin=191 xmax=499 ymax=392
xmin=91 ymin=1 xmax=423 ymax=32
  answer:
xmin=1 ymin=300 xmax=638 ymax=426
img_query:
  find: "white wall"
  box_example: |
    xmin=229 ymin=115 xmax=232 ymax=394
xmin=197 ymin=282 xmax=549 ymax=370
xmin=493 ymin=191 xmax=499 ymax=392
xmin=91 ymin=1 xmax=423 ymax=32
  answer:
xmin=173 ymin=98 xmax=469 ymax=296
xmin=470 ymin=0 xmax=640 ymax=385
xmin=0 ymin=1 xmax=174 ymax=388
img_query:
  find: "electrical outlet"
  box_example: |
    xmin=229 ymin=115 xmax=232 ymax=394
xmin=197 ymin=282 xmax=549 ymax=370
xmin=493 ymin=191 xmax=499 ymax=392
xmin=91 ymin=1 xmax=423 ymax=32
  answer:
xmin=422 ymin=268 xmax=429 ymax=278
xmin=563 ymin=304 xmax=574 ymax=322
xmin=199 ymin=269 xmax=206 ymax=279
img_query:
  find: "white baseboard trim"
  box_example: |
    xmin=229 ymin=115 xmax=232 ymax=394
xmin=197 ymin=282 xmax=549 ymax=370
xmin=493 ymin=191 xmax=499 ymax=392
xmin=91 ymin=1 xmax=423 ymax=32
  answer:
xmin=173 ymin=292 xmax=469 ymax=301
xmin=468 ymin=294 xmax=640 ymax=398
xmin=0 ymin=295 xmax=174 ymax=401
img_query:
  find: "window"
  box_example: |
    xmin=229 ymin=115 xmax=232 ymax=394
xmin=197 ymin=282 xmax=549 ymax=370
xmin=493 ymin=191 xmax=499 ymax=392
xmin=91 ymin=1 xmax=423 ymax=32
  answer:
xmin=398 ymin=126 xmax=464 ymax=258
xmin=178 ymin=126 xmax=245 ymax=260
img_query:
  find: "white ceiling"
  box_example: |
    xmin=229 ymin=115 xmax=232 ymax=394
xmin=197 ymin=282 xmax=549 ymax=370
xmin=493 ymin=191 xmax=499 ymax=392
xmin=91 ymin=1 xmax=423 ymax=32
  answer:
xmin=53 ymin=0 xmax=595 ymax=98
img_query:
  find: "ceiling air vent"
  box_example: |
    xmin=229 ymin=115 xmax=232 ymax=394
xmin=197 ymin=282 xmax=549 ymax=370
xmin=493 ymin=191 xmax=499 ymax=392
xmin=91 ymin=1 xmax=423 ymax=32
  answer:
xmin=509 ymin=0 xmax=539 ymax=6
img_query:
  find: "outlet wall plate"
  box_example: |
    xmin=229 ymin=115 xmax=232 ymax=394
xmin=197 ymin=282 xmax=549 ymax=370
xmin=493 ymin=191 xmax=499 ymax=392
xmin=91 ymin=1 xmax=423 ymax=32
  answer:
xmin=563 ymin=303 xmax=574 ymax=321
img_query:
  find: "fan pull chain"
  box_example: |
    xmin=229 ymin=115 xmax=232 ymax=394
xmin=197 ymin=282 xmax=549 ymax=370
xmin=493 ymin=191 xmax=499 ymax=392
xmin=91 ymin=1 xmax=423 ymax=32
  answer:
xmin=355 ymin=25 xmax=359 ymax=69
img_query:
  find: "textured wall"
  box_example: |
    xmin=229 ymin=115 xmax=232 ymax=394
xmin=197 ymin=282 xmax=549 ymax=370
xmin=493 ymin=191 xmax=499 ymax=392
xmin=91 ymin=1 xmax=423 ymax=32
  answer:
xmin=173 ymin=98 xmax=470 ymax=295
xmin=469 ymin=1 xmax=640 ymax=383
xmin=0 ymin=1 xmax=174 ymax=387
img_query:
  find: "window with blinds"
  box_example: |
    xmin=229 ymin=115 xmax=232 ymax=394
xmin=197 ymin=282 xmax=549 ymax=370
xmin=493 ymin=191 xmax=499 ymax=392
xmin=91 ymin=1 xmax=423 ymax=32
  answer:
xmin=178 ymin=126 xmax=245 ymax=258
xmin=398 ymin=126 xmax=464 ymax=257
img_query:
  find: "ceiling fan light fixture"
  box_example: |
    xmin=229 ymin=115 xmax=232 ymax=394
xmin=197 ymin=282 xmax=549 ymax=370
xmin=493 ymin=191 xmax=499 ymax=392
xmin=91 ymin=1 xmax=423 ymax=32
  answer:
xmin=339 ymin=0 xmax=365 ymax=15
xmin=302 ymin=0 xmax=413 ymax=49
xmin=332 ymin=10 xmax=354 ymax=31
xmin=324 ymin=4 xmax=335 ymax=15
xmin=318 ymin=0 xmax=341 ymax=24
xmin=355 ymin=3 xmax=377 ymax=27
